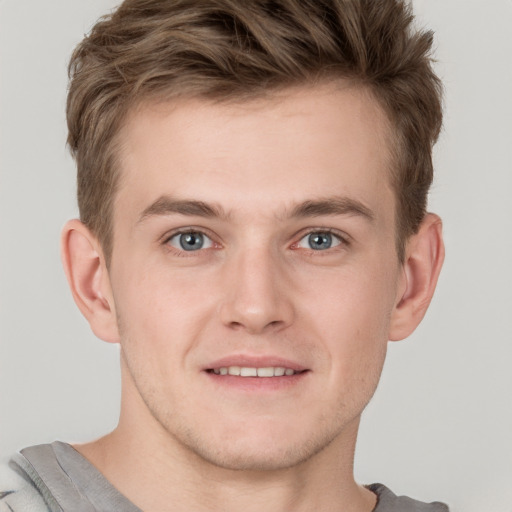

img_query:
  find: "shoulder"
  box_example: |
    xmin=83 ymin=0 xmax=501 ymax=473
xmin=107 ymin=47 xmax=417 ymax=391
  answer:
xmin=368 ymin=483 xmax=449 ymax=512
xmin=0 ymin=453 xmax=50 ymax=512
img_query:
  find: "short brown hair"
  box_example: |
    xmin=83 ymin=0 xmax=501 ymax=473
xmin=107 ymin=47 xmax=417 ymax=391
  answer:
xmin=67 ymin=0 xmax=442 ymax=263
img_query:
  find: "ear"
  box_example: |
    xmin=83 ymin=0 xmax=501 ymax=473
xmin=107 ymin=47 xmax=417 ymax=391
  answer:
xmin=61 ymin=219 xmax=120 ymax=343
xmin=389 ymin=213 xmax=445 ymax=341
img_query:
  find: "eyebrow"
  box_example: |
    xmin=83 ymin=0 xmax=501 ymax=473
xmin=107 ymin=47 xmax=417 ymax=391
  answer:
xmin=138 ymin=197 xmax=229 ymax=223
xmin=288 ymin=196 xmax=375 ymax=222
xmin=138 ymin=195 xmax=374 ymax=223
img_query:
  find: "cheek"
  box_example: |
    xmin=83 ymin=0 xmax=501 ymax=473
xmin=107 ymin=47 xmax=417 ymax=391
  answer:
xmin=297 ymin=263 xmax=396 ymax=370
xmin=112 ymin=264 xmax=219 ymax=353
xmin=300 ymin=260 xmax=396 ymax=327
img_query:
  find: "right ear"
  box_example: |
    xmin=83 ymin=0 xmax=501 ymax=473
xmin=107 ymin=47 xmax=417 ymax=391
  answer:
xmin=61 ymin=219 xmax=120 ymax=343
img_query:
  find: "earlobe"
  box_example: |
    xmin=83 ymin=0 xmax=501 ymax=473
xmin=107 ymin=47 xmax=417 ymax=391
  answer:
xmin=61 ymin=219 xmax=120 ymax=343
xmin=389 ymin=213 xmax=445 ymax=341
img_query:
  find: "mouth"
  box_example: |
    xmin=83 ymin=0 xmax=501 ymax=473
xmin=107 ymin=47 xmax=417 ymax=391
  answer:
xmin=203 ymin=357 xmax=310 ymax=391
xmin=207 ymin=366 xmax=305 ymax=377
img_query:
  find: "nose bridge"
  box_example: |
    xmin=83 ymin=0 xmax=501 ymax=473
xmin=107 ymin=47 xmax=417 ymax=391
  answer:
xmin=219 ymin=242 xmax=293 ymax=333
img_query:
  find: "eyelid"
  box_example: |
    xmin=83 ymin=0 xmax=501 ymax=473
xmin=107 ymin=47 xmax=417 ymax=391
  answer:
xmin=290 ymin=227 xmax=351 ymax=250
xmin=159 ymin=226 xmax=350 ymax=253
xmin=161 ymin=226 xmax=221 ymax=251
xmin=168 ymin=232 xmax=213 ymax=250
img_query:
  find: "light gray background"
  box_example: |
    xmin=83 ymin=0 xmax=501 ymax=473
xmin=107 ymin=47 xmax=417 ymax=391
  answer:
xmin=1 ymin=1 xmax=511 ymax=511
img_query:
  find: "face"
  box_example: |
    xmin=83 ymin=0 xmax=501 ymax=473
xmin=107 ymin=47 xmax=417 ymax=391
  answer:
xmin=107 ymin=84 xmax=404 ymax=471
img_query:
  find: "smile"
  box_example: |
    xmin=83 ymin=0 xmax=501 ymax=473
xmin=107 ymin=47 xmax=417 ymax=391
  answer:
xmin=209 ymin=366 xmax=301 ymax=377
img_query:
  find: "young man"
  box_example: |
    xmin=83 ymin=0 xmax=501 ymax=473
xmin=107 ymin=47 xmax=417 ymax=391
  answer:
xmin=1 ymin=1 xmax=447 ymax=510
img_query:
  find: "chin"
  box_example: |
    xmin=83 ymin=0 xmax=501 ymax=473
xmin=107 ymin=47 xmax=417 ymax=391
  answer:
xmin=170 ymin=419 xmax=342 ymax=472
xmin=190 ymin=441 xmax=324 ymax=472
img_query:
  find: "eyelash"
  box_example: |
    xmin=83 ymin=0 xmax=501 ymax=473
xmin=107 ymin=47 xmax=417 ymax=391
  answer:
xmin=162 ymin=228 xmax=219 ymax=256
xmin=292 ymin=228 xmax=350 ymax=254
xmin=161 ymin=227 xmax=350 ymax=256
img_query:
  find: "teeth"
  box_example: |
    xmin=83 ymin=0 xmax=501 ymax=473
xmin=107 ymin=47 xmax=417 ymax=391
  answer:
xmin=213 ymin=366 xmax=299 ymax=377
xmin=257 ymin=367 xmax=274 ymax=377
xmin=240 ymin=367 xmax=257 ymax=377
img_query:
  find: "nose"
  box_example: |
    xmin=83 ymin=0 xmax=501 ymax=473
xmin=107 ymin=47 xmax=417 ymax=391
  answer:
xmin=219 ymin=247 xmax=295 ymax=335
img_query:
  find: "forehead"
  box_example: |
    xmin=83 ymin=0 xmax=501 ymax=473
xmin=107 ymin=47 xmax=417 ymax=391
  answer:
xmin=114 ymin=83 xmax=395 ymax=225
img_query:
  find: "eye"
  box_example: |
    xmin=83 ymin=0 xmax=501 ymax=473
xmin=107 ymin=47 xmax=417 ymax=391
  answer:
xmin=296 ymin=231 xmax=342 ymax=251
xmin=167 ymin=231 xmax=214 ymax=251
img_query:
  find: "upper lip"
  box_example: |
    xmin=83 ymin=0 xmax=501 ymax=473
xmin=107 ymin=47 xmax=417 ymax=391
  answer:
xmin=205 ymin=355 xmax=308 ymax=372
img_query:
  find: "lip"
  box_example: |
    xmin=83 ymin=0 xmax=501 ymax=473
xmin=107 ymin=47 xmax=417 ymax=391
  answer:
xmin=204 ymin=355 xmax=308 ymax=373
xmin=203 ymin=354 xmax=310 ymax=392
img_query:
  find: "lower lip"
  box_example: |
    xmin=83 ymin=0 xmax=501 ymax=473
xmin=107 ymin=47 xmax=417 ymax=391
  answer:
xmin=204 ymin=371 xmax=309 ymax=392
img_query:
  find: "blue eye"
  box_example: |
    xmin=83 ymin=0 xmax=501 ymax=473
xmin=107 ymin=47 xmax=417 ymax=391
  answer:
xmin=168 ymin=232 xmax=213 ymax=251
xmin=297 ymin=231 xmax=342 ymax=251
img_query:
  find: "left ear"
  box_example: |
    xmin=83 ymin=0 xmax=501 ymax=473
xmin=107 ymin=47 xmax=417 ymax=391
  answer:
xmin=389 ymin=213 xmax=445 ymax=341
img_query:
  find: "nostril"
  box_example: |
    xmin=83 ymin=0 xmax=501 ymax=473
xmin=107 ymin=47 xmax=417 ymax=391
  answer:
xmin=227 ymin=321 xmax=245 ymax=331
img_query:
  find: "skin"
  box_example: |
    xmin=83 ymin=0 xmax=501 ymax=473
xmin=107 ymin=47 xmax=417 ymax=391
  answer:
xmin=62 ymin=83 xmax=444 ymax=512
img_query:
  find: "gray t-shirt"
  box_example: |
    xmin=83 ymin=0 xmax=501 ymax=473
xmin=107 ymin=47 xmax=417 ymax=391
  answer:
xmin=0 ymin=442 xmax=449 ymax=511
